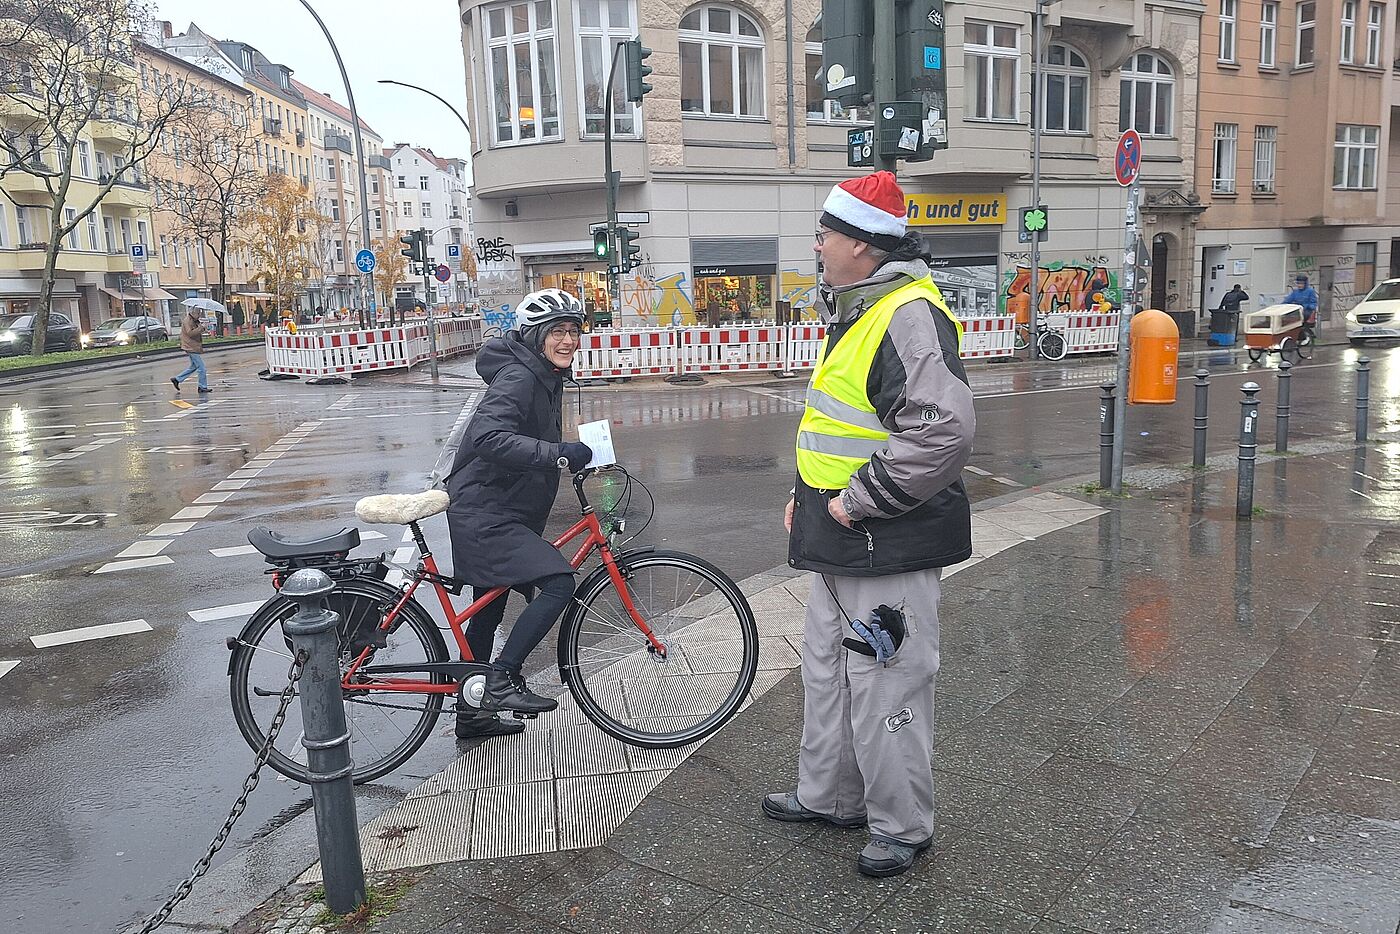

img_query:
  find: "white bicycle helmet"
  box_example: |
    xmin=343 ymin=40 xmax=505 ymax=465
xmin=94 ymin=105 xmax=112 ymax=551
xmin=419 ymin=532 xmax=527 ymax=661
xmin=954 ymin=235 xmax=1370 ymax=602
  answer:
xmin=517 ymin=288 xmax=585 ymax=329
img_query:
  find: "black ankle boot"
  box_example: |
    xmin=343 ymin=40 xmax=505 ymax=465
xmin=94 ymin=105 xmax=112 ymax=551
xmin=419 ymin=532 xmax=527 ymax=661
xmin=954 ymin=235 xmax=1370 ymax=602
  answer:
xmin=481 ymin=666 xmax=558 ymax=714
xmin=455 ymin=709 xmax=527 ymax=738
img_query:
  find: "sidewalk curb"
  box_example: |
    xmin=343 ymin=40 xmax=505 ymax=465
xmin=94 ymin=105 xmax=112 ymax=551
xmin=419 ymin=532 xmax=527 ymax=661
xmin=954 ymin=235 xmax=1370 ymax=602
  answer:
xmin=0 ymin=337 xmax=263 ymax=387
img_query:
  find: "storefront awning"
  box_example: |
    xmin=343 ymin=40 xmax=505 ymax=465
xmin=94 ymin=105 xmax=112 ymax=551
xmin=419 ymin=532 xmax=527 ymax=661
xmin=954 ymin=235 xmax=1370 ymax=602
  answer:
xmin=231 ymin=290 xmax=275 ymax=299
xmin=99 ymin=286 xmax=178 ymax=301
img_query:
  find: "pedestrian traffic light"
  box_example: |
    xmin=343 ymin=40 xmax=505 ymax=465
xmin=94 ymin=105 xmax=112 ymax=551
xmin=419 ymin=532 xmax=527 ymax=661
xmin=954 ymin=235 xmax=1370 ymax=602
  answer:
xmin=592 ymin=227 xmax=611 ymax=261
xmin=617 ymin=227 xmax=641 ymax=272
xmin=624 ymin=39 xmax=653 ymax=103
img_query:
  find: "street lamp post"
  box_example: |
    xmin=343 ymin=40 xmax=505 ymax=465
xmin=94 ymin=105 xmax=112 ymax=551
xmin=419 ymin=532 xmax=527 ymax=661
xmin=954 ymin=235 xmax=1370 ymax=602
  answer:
xmin=296 ymin=0 xmax=375 ymax=327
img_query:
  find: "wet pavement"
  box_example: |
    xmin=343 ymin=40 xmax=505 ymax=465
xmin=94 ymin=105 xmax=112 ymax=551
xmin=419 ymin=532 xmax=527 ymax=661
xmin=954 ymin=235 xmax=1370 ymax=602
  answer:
xmin=242 ymin=431 xmax=1400 ymax=934
xmin=2 ymin=339 xmax=1399 ymax=933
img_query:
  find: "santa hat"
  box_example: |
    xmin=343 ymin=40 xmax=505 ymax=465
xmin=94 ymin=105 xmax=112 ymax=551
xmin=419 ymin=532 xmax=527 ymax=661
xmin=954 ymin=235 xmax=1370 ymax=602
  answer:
xmin=820 ymin=171 xmax=908 ymax=251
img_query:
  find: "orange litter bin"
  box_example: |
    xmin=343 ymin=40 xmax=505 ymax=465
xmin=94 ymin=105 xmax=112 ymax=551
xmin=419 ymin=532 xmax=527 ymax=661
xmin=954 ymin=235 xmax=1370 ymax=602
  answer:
xmin=1128 ymin=308 xmax=1179 ymax=404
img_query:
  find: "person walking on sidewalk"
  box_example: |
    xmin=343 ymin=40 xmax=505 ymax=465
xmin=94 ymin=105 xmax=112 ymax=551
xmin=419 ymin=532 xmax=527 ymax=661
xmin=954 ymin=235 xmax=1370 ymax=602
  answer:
xmin=444 ymin=288 xmax=592 ymax=738
xmin=764 ymin=171 xmax=975 ymax=878
xmin=171 ymin=307 xmax=210 ymax=393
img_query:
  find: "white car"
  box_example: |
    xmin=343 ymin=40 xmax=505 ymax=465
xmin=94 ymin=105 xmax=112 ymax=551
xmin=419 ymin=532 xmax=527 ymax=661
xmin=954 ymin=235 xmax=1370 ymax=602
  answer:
xmin=1347 ymin=278 xmax=1400 ymax=342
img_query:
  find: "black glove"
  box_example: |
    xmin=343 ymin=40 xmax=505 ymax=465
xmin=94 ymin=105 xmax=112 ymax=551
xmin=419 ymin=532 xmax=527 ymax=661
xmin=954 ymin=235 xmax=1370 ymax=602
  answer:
xmin=560 ymin=441 xmax=593 ymax=472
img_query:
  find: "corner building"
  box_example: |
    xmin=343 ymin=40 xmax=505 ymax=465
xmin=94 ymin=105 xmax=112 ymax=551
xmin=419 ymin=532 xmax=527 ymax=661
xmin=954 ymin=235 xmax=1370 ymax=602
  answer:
xmin=458 ymin=0 xmax=1203 ymax=326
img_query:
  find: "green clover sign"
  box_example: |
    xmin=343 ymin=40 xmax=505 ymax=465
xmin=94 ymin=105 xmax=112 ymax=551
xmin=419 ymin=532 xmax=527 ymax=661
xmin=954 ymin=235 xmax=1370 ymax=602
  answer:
xmin=1024 ymin=208 xmax=1048 ymax=233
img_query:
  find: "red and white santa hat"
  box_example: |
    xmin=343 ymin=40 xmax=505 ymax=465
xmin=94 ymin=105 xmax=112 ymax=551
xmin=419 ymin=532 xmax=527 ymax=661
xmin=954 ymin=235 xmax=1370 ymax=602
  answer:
xmin=820 ymin=171 xmax=908 ymax=251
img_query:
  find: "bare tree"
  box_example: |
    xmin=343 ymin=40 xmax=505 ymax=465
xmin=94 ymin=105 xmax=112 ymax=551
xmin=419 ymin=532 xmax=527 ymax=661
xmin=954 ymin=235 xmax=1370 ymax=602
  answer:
xmin=152 ymin=86 xmax=266 ymax=323
xmin=0 ymin=0 xmax=195 ymax=355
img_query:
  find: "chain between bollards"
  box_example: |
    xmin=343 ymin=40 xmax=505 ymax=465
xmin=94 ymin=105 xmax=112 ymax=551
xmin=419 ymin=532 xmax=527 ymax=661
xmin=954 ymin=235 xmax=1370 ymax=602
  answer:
xmin=1099 ymin=381 xmax=1116 ymax=490
xmin=1237 ymin=381 xmax=1261 ymax=520
xmin=1275 ymin=359 xmax=1292 ymax=453
xmin=1356 ymin=356 xmax=1371 ymax=444
xmin=281 ymin=569 xmax=366 ymax=916
xmin=1192 ymin=369 xmax=1209 ymax=467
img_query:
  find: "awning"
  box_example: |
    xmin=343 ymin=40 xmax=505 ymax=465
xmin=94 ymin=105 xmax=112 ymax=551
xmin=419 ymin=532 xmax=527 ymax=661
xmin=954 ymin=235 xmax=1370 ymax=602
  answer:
xmin=99 ymin=286 xmax=178 ymax=301
xmin=232 ymin=290 xmax=275 ymax=299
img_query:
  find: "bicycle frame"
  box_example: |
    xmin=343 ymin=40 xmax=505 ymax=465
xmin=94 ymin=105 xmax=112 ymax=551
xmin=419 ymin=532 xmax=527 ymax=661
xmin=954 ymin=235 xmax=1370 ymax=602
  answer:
xmin=339 ymin=471 xmax=664 ymax=695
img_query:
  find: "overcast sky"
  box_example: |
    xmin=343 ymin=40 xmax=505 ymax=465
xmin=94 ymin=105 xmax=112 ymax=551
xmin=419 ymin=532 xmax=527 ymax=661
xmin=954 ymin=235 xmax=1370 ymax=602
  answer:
xmin=154 ymin=0 xmax=473 ymax=169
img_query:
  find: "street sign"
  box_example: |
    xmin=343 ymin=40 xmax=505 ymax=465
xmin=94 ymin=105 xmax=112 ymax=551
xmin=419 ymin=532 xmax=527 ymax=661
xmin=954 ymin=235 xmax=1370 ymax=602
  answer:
xmin=1114 ymin=129 xmax=1142 ymax=187
xmin=446 ymin=243 xmax=461 ymax=272
xmin=354 ymin=248 xmax=376 ymax=274
xmin=434 ymin=264 xmax=451 ymax=283
xmin=1018 ymin=205 xmax=1049 ymax=243
xmin=847 ymin=127 xmax=873 ymax=167
xmin=130 ymin=243 xmax=145 ymax=259
xmin=130 ymin=243 xmax=146 ymax=275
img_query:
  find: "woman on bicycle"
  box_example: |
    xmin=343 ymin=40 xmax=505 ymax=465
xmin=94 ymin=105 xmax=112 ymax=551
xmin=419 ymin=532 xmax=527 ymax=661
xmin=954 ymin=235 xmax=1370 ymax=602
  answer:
xmin=445 ymin=288 xmax=593 ymax=737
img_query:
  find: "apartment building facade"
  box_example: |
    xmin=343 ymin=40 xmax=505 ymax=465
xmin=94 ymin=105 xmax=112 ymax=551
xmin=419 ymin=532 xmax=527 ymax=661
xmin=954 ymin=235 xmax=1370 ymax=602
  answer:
xmin=1195 ymin=0 xmax=1397 ymax=322
xmin=458 ymin=0 xmax=1203 ymax=327
xmin=386 ymin=144 xmax=472 ymax=304
xmin=296 ymin=81 xmax=396 ymax=310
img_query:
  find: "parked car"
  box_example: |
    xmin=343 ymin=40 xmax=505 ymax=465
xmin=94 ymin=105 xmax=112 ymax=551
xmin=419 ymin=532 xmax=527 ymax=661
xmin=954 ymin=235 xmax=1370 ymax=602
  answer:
xmin=0 ymin=312 xmax=81 ymax=355
xmin=1346 ymin=278 xmax=1400 ymax=343
xmin=82 ymin=315 xmax=168 ymax=348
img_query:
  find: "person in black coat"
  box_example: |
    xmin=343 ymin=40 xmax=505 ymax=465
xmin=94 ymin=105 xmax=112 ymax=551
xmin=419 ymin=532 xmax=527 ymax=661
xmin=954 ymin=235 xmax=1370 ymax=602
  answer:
xmin=445 ymin=288 xmax=592 ymax=737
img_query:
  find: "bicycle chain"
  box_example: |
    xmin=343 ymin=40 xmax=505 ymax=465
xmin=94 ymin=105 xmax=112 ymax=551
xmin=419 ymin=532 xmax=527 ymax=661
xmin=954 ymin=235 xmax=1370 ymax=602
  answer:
xmin=134 ymin=650 xmax=307 ymax=934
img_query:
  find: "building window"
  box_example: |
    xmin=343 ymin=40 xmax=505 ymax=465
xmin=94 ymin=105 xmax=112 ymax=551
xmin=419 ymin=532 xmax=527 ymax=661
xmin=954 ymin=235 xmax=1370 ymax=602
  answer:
xmin=64 ymin=208 xmax=77 ymax=250
xmin=160 ymin=235 xmax=169 ymax=266
xmin=576 ymin=0 xmax=639 ymax=136
xmin=370 ymin=175 xmax=380 ymax=194
xmin=1219 ymin=0 xmax=1238 ymax=61
xmin=402 ymin=202 xmax=413 ymax=217
xmin=137 ymin=220 xmax=147 ymax=247
xmin=198 ymin=242 xmax=205 ymax=268
xmin=1253 ymin=125 xmax=1277 ymax=193
xmin=1357 ymin=242 xmax=1378 ymax=294
xmin=1341 ymin=0 xmax=1358 ymax=63
xmin=1297 ymin=1 xmax=1316 ymax=66
xmin=86 ymin=213 xmax=98 ymax=251
xmin=103 ymin=216 xmax=115 ymax=252
xmin=1260 ymin=1 xmax=1279 ymax=67
xmin=679 ymin=4 xmax=766 ymax=118
xmin=119 ymin=218 xmax=132 ymax=251
xmin=1033 ymin=42 xmax=1089 ymax=133
xmin=396 ymin=174 xmax=405 ymax=188
xmin=422 ymin=202 xmax=432 ymax=218
xmin=1367 ymin=2 xmax=1384 ymax=65
xmin=965 ymin=21 xmax=1019 ymax=121
xmin=77 ymin=140 xmax=90 ymax=177
xmin=1334 ymin=124 xmax=1379 ymax=189
xmin=373 ymin=208 xmax=382 ymax=231
xmin=1212 ymin=123 xmax=1238 ymax=193
xmin=1119 ymin=52 xmax=1174 ymax=137
xmin=484 ymin=0 xmax=561 ymax=144
xmin=334 ymin=240 xmax=344 ymax=264
xmin=419 ymin=175 xmax=429 ymax=190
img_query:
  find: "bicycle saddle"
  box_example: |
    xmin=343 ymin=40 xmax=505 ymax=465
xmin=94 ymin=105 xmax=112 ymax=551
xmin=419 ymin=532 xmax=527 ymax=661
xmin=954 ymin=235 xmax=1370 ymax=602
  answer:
xmin=247 ymin=526 xmax=360 ymax=559
xmin=355 ymin=490 xmax=450 ymax=525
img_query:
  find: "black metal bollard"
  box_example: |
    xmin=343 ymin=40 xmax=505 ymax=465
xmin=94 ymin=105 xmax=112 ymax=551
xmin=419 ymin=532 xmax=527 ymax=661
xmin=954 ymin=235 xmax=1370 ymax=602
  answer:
xmin=1099 ymin=381 xmax=1116 ymax=489
xmin=1275 ymin=359 xmax=1292 ymax=453
xmin=281 ymin=569 xmax=366 ymax=916
xmin=1237 ymin=382 xmax=1261 ymax=520
xmin=1192 ymin=369 xmax=1210 ymax=467
xmin=1356 ymin=356 xmax=1371 ymax=443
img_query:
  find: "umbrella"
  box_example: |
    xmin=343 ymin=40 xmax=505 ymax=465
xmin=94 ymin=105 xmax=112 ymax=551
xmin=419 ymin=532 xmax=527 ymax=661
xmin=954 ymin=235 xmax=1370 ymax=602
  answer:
xmin=181 ymin=298 xmax=227 ymax=312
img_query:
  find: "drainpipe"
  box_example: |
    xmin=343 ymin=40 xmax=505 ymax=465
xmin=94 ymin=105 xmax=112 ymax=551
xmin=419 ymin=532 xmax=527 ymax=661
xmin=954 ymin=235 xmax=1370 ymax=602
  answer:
xmin=785 ymin=0 xmax=796 ymax=167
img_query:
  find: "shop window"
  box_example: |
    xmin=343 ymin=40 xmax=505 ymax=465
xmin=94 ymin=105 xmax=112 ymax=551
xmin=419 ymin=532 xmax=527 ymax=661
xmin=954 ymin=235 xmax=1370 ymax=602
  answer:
xmin=680 ymin=4 xmax=766 ymax=118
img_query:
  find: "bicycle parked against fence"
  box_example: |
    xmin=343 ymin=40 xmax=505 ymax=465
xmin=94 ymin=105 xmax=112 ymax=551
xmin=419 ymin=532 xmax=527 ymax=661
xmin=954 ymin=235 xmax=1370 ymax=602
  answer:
xmin=1013 ymin=318 xmax=1069 ymax=361
xmin=227 ymin=464 xmax=760 ymax=783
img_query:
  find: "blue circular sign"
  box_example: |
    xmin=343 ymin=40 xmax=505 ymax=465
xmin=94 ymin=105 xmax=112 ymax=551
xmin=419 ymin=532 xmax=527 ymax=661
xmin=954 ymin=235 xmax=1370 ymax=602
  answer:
xmin=354 ymin=249 xmax=376 ymax=274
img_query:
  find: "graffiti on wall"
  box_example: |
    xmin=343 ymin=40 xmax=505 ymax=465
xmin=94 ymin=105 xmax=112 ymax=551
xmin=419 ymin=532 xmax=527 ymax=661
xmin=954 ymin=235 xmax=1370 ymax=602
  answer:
xmin=476 ymin=237 xmax=516 ymax=264
xmin=1001 ymin=262 xmax=1118 ymax=315
xmin=620 ymin=270 xmax=697 ymax=324
xmin=481 ymin=304 xmax=516 ymax=333
xmin=779 ymin=269 xmax=819 ymax=317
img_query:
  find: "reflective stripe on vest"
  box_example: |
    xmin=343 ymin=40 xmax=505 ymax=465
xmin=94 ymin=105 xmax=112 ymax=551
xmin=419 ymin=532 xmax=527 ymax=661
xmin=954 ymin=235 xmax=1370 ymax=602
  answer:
xmin=796 ymin=277 xmax=963 ymax=490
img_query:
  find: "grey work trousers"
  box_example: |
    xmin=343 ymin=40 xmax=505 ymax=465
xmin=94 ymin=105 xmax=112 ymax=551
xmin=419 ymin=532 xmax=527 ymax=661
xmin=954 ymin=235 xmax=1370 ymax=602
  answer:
xmin=796 ymin=567 xmax=941 ymax=845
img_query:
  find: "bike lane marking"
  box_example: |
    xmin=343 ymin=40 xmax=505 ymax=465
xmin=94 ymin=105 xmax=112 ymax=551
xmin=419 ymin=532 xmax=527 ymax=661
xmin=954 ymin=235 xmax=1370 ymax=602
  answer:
xmin=31 ymin=619 xmax=152 ymax=648
xmin=0 ymin=660 xmax=18 ymax=681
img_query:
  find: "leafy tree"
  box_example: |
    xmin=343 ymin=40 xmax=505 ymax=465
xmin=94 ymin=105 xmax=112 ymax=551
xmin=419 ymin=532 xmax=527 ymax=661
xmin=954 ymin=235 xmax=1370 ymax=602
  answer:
xmin=0 ymin=0 xmax=195 ymax=355
xmin=240 ymin=173 xmax=325 ymax=313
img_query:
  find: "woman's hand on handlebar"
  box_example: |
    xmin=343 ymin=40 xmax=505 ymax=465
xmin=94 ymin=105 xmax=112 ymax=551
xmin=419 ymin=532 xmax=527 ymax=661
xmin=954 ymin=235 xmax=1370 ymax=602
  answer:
xmin=559 ymin=441 xmax=593 ymax=472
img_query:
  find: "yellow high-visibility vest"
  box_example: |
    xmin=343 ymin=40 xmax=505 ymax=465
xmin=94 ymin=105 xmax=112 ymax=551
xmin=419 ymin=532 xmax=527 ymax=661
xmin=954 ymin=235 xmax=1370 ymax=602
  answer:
xmin=796 ymin=277 xmax=962 ymax=489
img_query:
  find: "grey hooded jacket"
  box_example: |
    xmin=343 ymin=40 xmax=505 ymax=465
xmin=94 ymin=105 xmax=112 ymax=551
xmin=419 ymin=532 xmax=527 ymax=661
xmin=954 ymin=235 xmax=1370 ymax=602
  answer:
xmin=788 ymin=257 xmax=976 ymax=577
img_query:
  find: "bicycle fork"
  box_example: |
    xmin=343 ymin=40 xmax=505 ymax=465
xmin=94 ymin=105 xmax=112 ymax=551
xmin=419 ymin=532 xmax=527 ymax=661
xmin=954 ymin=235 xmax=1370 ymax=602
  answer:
xmin=598 ymin=549 xmax=668 ymax=657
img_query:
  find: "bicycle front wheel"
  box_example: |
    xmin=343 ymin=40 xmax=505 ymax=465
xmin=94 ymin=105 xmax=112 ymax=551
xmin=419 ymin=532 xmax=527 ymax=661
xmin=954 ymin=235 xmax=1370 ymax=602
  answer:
xmin=228 ymin=578 xmax=449 ymax=784
xmin=559 ymin=550 xmax=759 ymax=749
xmin=1038 ymin=329 xmax=1068 ymax=361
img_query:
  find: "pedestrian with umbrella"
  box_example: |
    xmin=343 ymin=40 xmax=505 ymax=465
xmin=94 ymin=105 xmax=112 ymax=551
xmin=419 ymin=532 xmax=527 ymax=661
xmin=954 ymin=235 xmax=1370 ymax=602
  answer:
xmin=172 ymin=298 xmax=222 ymax=394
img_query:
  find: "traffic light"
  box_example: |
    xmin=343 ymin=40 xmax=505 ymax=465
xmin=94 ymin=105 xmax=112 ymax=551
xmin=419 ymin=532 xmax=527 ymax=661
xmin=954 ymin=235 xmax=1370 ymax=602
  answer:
xmin=623 ymin=38 xmax=653 ymax=103
xmin=400 ymin=230 xmax=426 ymax=265
xmin=617 ymin=227 xmax=641 ymax=272
xmin=1018 ymin=206 xmax=1049 ymax=243
xmin=592 ymin=227 xmax=611 ymax=261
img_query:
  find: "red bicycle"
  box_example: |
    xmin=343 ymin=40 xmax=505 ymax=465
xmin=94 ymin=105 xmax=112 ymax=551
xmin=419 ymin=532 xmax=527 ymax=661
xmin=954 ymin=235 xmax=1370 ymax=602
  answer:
xmin=227 ymin=465 xmax=759 ymax=784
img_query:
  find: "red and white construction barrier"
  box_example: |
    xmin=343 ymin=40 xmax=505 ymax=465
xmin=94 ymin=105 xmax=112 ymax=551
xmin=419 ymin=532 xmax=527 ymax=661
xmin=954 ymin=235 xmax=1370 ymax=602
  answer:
xmin=573 ymin=329 xmax=677 ymax=380
xmin=264 ymin=316 xmax=482 ymax=379
xmin=959 ymin=316 xmax=1017 ymax=358
xmin=786 ymin=324 xmax=827 ymax=370
xmin=1063 ymin=312 xmax=1120 ymax=355
xmin=678 ymin=326 xmax=787 ymax=373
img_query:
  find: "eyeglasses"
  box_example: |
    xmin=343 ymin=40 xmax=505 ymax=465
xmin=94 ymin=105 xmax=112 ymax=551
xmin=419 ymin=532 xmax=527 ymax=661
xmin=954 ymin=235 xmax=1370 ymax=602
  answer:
xmin=546 ymin=325 xmax=582 ymax=340
xmin=814 ymin=228 xmax=831 ymax=246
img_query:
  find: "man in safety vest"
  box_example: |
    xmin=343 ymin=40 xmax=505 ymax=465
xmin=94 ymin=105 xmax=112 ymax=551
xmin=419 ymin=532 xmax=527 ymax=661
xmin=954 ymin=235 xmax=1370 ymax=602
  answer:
xmin=764 ymin=171 xmax=975 ymax=878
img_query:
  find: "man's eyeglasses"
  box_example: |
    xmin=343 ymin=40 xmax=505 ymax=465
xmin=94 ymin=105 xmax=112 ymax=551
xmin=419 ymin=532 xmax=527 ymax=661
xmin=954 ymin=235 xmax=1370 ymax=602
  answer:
xmin=546 ymin=325 xmax=582 ymax=340
xmin=814 ymin=228 xmax=831 ymax=246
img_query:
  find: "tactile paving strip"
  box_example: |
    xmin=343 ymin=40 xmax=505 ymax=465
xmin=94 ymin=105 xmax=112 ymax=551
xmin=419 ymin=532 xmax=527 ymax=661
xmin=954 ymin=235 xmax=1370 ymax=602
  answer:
xmin=470 ymin=780 xmax=556 ymax=859
xmin=556 ymin=770 xmax=668 ymax=851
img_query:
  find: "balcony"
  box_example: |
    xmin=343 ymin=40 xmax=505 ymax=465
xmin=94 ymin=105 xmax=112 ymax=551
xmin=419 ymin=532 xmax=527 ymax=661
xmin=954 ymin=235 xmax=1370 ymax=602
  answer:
xmin=269 ymin=164 xmax=287 ymax=176
xmin=90 ymin=114 xmax=137 ymax=144
xmin=324 ymin=130 xmax=354 ymax=155
xmin=3 ymin=164 xmax=53 ymax=199
xmin=0 ymin=243 xmax=51 ymax=272
xmin=1054 ymin=0 xmax=1138 ymax=29
xmin=368 ymin=153 xmax=391 ymax=170
xmin=263 ymin=116 xmax=283 ymax=137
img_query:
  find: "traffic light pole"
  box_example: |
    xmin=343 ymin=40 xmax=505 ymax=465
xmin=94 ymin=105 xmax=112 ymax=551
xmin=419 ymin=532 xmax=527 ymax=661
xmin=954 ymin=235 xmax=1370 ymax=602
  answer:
xmin=871 ymin=0 xmax=897 ymax=174
xmin=1027 ymin=0 xmax=1047 ymax=360
xmin=418 ymin=228 xmax=439 ymax=378
xmin=602 ymin=42 xmax=627 ymax=323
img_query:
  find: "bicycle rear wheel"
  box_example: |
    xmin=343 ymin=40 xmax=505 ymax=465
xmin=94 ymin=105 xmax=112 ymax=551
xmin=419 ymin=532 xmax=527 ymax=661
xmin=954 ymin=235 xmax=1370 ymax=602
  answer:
xmin=558 ymin=550 xmax=759 ymax=749
xmin=1038 ymin=329 xmax=1068 ymax=361
xmin=228 ymin=578 xmax=449 ymax=784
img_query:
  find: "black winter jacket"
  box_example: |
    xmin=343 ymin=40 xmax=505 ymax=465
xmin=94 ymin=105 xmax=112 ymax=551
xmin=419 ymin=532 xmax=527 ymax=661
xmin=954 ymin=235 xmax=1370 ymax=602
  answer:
xmin=445 ymin=334 xmax=575 ymax=588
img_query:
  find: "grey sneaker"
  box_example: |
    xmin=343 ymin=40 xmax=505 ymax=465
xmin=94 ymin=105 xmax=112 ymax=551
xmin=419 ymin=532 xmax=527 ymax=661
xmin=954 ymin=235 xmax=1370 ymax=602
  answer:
xmin=760 ymin=792 xmax=866 ymax=829
xmin=857 ymin=836 xmax=932 ymax=878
